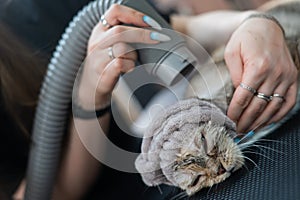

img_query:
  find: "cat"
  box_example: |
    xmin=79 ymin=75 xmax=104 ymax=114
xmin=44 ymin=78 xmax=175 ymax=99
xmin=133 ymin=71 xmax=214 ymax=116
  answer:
xmin=135 ymin=97 xmax=246 ymax=196
xmin=134 ymin=1 xmax=300 ymax=196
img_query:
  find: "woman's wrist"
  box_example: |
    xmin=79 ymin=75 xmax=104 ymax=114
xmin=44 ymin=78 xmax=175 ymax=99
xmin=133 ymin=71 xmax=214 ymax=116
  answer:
xmin=74 ymin=83 xmax=112 ymax=119
xmin=241 ymin=11 xmax=285 ymax=37
xmin=72 ymin=93 xmax=111 ymax=119
xmin=72 ymin=100 xmax=111 ymax=119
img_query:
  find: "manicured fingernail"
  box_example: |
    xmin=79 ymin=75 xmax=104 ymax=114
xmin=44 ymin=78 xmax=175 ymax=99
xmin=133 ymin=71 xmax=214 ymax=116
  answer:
xmin=268 ymin=123 xmax=276 ymax=128
xmin=150 ymin=32 xmax=171 ymax=42
xmin=238 ymin=130 xmax=255 ymax=143
xmin=234 ymin=130 xmax=256 ymax=144
xmin=234 ymin=137 xmax=241 ymax=143
xmin=245 ymin=130 xmax=255 ymax=138
xmin=143 ymin=15 xmax=162 ymax=30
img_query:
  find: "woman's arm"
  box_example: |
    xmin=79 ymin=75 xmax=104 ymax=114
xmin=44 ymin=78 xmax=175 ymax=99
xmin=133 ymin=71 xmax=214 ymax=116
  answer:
xmin=171 ymin=10 xmax=256 ymax=52
xmin=51 ymin=4 xmax=169 ymax=199
xmin=52 ymin=114 xmax=110 ymax=200
xmin=171 ymin=6 xmax=298 ymax=133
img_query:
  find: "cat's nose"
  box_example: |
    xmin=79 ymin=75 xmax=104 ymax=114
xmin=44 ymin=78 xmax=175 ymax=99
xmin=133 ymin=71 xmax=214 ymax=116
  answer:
xmin=217 ymin=164 xmax=226 ymax=175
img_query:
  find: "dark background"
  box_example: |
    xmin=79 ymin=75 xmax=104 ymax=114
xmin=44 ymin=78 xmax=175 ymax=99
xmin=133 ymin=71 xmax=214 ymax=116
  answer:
xmin=0 ymin=0 xmax=299 ymax=199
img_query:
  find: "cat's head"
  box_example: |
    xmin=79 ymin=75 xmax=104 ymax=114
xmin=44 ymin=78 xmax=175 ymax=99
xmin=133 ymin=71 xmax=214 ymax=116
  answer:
xmin=171 ymin=121 xmax=244 ymax=195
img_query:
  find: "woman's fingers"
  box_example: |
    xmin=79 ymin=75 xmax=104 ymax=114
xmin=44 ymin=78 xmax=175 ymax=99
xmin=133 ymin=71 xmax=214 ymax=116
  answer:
xmin=268 ymin=82 xmax=298 ymax=123
xmin=99 ymin=58 xmax=135 ymax=93
xmin=86 ymin=43 xmax=136 ymax=72
xmin=88 ymin=4 xmax=170 ymax=52
xmin=78 ymin=4 xmax=172 ymax=109
xmin=248 ymin=81 xmax=290 ymax=130
xmin=237 ymin=92 xmax=271 ymax=133
xmin=236 ymin=73 xmax=279 ymax=132
xmin=77 ymin=44 xmax=136 ymax=108
xmin=224 ymin=35 xmax=243 ymax=88
xmin=89 ymin=25 xmax=170 ymax=51
xmin=102 ymin=4 xmax=161 ymax=29
xmin=107 ymin=42 xmax=137 ymax=60
xmin=225 ymin=17 xmax=299 ymax=134
xmin=227 ymin=83 xmax=256 ymax=125
xmin=230 ymin=72 xmax=297 ymax=133
xmin=245 ymin=82 xmax=297 ymax=132
xmin=227 ymin=59 xmax=297 ymax=133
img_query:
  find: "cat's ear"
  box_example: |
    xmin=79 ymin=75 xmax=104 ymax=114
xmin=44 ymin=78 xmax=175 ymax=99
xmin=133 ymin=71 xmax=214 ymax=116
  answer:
xmin=201 ymin=130 xmax=208 ymax=154
xmin=204 ymin=121 xmax=218 ymax=156
xmin=194 ymin=127 xmax=207 ymax=151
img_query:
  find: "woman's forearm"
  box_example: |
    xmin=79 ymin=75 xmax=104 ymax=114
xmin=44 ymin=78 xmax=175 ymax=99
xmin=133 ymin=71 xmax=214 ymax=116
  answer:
xmin=171 ymin=10 xmax=256 ymax=52
xmin=53 ymin=114 xmax=110 ymax=200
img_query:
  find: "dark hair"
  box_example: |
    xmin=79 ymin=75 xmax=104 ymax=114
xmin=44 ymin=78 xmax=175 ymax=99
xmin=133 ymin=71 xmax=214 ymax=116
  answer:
xmin=0 ymin=22 xmax=45 ymax=136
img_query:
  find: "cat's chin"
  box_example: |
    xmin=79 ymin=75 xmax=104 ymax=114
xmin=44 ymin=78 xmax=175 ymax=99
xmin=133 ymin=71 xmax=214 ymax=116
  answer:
xmin=181 ymin=172 xmax=231 ymax=196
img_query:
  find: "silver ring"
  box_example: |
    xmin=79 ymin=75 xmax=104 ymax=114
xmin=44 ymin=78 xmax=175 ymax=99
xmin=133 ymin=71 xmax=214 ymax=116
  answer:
xmin=100 ymin=15 xmax=111 ymax=29
xmin=272 ymin=93 xmax=285 ymax=101
xmin=240 ymin=83 xmax=257 ymax=94
xmin=108 ymin=46 xmax=115 ymax=59
xmin=256 ymin=92 xmax=272 ymax=102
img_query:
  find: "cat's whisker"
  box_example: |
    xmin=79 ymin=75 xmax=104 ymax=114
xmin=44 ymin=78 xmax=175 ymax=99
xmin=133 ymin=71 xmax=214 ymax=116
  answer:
xmin=206 ymin=185 xmax=214 ymax=198
xmin=233 ymin=156 xmax=250 ymax=172
xmin=153 ymin=172 xmax=176 ymax=181
xmin=240 ymin=161 xmax=250 ymax=172
xmin=151 ymin=176 xmax=170 ymax=184
xmin=251 ymin=140 xmax=286 ymax=149
xmin=235 ymin=158 xmax=247 ymax=167
xmin=237 ymin=143 xmax=253 ymax=150
xmin=249 ymin=145 xmax=269 ymax=155
xmin=153 ymin=173 xmax=167 ymax=179
xmin=178 ymin=192 xmax=189 ymax=200
xmin=237 ymin=134 xmax=287 ymax=150
xmin=157 ymin=185 xmax=163 ymax=194
xmin=242 ymin=150 xmax=274 ymax=162
xmin=170 ymin=191 xmax=187 ymax=200
xmin=240 ymin=155 xmax=260 ymax=171
xmin=238 ymin=142 xmax=255 ymax=149
xmin=254 ymin=138 xmax=286 ymax=144
xmin=250 ymin=144 xmax=286 ymax=155
xmin=142 ymin=185 xmax=151 ymax=194
xmin=152 ymin=170 xmax=176 ymax=177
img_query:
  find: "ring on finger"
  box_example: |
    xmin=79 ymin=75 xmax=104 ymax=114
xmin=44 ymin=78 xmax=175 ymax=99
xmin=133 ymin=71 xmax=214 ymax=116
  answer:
xmin=100 ymin=15 xmax=111 ymax=29
xmin=271 ymin=93 xmax=285 ymax=101
xmin=256 ymin=92 xmax=272 ymax=102
xmin=240 ymin=82 xmax=257 ymax=94
xmin=108 ymin=46 xmax=115 ymax=59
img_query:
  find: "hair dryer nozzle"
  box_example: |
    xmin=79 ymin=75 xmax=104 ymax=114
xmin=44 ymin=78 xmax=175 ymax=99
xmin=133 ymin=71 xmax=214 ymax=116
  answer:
xmin=124 ymin=0 xmax=197 ymax=86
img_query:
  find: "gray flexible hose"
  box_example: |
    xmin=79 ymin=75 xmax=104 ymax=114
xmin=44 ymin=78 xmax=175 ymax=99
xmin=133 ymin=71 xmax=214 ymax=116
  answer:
xmin=24 ymin=0 xmax=123 ymax=199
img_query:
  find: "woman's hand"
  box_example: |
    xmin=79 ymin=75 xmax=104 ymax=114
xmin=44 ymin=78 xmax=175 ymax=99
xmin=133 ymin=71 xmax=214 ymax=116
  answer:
xmin=225 ymin=16 xmax=298 ymax=133
xmin=62 ymin=5 xmax=170 ymax=199
xmin=77 ymin=4 xmax=170 ymax=110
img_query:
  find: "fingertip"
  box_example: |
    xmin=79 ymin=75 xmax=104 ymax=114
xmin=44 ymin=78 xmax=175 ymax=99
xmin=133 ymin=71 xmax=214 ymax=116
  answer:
xmin=150 ymin=32 xmax=171 ymax=42
xmin=142 ymin=15 xmax=162 ymax=30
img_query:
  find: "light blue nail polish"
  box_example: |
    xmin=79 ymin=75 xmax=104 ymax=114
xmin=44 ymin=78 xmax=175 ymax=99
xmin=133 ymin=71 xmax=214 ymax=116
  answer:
xmin=150 ymin=32 xmax=171 ymax=42
xmin=234 ymin=130 xmax=256 ymax=144
xmin=235 ymin=130 xmax=255 ymax=144
xmin=143 ymin=15 xmax=162 ymax=30
xmin=245 ymin=130 xmax=255 ymax=138
xmin=268 ymin=123 xmax=276 ymax=128
xmin=234 ymin=137 xmax=241 ymax=143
